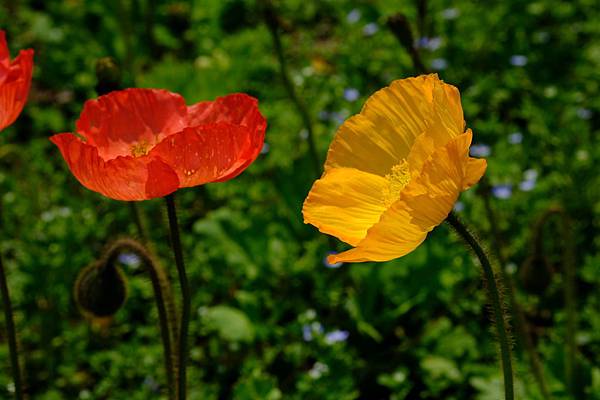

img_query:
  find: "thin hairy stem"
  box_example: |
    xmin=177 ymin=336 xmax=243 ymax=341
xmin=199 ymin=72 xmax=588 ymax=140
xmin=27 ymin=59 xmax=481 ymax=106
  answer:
xmin=104 ymin=238 xmax=178 ymax=399
xmin=480 ymin=179 xmax=551 ymax=398
xmin=0 ymin=252 xmax=25 ymax=399
xmin=446 ymin=212 xmax=514 ymax=400
xmin=165 ymin=194 xmax=191 ymax=400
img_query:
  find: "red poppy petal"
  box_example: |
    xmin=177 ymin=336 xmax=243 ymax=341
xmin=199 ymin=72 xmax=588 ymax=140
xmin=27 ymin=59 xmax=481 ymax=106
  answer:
xmin=76 ymin=88 xmax=189 ymax=160
xmin=188 ymin=93 xmax=265 ymax=129
xmin=50 ymin=133 xmax=179 ymax=201
xmin=0 ymin=31 xmax=8 ymax=64
xmin=145 ymin=158 xmax=180 ymax=199
xmin=151 ymin=121 xmax=265 ymax=187
xmin=0 ymin=49 xmax=33 ymax=132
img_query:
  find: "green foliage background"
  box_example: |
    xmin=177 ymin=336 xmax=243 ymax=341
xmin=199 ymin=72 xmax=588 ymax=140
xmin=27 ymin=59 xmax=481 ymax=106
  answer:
xmin=0 ymin=0 xmax=599 ymax=398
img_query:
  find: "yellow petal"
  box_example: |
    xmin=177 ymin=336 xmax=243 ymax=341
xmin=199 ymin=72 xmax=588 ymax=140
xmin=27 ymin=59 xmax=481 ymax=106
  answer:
xmin=329 ymin=132 xmax=475 ymax=263
xmin=324 ymin=74 xmax=464 ymax=176
xmin=302 ymin=168 xmax=388 ymax=246
xmin=463 ymin=158 xmax=487 ymax=190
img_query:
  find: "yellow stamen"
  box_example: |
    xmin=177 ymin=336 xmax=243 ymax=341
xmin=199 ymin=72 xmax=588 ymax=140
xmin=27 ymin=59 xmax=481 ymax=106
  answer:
xmin=382 ymin=160 xmax=410 ymax=207
xmin=130 ymin=140 xmax=150 ymax=157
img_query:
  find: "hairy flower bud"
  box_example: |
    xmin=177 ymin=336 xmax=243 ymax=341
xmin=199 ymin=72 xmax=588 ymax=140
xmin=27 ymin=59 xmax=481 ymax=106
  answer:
xmin=74 ymin=260 xmax=128 ymax=318
xmin=95 ymin=57 xmax=122 ymax=96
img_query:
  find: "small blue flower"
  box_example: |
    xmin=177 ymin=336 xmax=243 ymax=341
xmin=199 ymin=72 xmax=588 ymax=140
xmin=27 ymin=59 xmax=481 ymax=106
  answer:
xmin=331 ymin=110 xmax=349 ymax=126
xmin=441 ymin=8 xmax=460 ymax=20
xmin=519 ymin=180 xmax=536 ymax=191
xmin=118 ymin=252 xmax=141 ymax=267
xmin=323 ymin=252 xmax=343 ymax=268
xmin=347 ymin=9 xmax=361 ymax=24
xmin=576 ymin=108 xmax=592 ymax=120
xmin=453 ymin=201 xmax=465 ymax=212
xmin=510 ymin=55 xmax=528 ymax=67
xmin=508 ymin=132 xmax=523 ymax=144
xmin=430 ymin=58 xmax=448 ymax=70
xmin=416 ymin=37 xmax=442 ymax=51
xmin=318 ymin=110 xmax=330 ymax=121
xmin=363 ymin=23 xmax=379 ymax=36
xmin=302 ymin=324 xmax=313 ymax=341
xmin=470 ymin=143 xmax=491 ymax=157
xmin=492 ymin=184 xmax=512 ymax=199
xmin=343 ymin=88 xmax=360 ymax=102
xmin=325 ymin=330 xmax=349 ymax=344
xmin=260 ymin=143 xmax=270 ymax=154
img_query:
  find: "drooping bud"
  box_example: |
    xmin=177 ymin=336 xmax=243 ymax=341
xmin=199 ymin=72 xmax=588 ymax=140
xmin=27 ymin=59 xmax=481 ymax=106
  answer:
xmin=386 ymin=14 xmax=415 ymax=52
xmin=74 ymin=260 xmax=128 ymax=319
xmin=519 ymin=254 xmax=554 ymax=294
xmin=95 ymin=57 xmax=122 ymax=96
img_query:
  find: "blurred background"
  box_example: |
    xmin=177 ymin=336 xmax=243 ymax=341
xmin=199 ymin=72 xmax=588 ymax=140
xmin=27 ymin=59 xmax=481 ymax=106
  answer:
xmin=0 ymin=0 xmax=598 ymax=398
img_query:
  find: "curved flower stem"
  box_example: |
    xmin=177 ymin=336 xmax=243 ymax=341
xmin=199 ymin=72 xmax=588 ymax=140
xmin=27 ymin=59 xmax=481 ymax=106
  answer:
xmin=165 ymin=194 xmax=191 ymax=400
xmin=103 ymin=239 xmax=178 ymax=400
xmin=446 ymin=212 xmax=514 ymax=400
xmin=0 ymin=252 xmax=24 ymax=399
xmin=262 ymin=0 xmax=321 ymax=177
xmin=480 ymin=180 xmax=551 ymax=399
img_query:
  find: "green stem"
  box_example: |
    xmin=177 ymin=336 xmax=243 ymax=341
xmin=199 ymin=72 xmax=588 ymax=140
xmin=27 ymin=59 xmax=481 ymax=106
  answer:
xmin=104 ymin=239 xmax=178 ymax=399
xmin=0 ymin=252 xmax=24 ymax=399
xmin=535 ymin=207 xmax=576 ymax=396
xmin=129 ymin=202 xmax=149 ymax=243
xmin=165 ymin=194 xmax=191 ymax=400
xmin=562 ymin=213 xmax=576 ymax=397
xmin=481 ymin=179 xmax=551 ymax=399
xmin=446 ymin=212 xmax=514 ymax=400
xmin=262 ymin=0 xmax=321 ymax=177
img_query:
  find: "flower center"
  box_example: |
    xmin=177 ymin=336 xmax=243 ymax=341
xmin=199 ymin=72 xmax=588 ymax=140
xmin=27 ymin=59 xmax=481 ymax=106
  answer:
xmin=382 ymin=160 xmax=411 ymax=207
xmin=130 ymin=140 xmax=150 ymax=157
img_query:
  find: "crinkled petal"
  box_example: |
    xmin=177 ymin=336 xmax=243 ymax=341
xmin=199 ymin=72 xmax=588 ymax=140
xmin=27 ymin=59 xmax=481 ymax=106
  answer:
xmin=150 ymin=120 xmax=265 ymax=187
xmin=324 ymin=74 xmax=464 ymax=176
xmin=0 ymin=48 xmax=33 ymax=131
xmin=329 ymin=131 xmax=478 ymax=263
xmin=187 ymin=93 xmax=265 ymax=129
xmin=76 ymin=88 xmax=189 ymax=160
xmin=303 ymin=168 xmax=388 ymax=246
xmin=50 ymin=133 xmax=179 ymax=201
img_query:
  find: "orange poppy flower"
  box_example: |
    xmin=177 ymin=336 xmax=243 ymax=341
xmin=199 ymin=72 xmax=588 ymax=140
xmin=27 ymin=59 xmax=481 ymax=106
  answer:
xmin=303 ymin=74 xmax=487 ymax=263
xmin=0 ymin=30 xmax=34 ymax=132
xmin=51 ymin=89 xmax=266 ymax=200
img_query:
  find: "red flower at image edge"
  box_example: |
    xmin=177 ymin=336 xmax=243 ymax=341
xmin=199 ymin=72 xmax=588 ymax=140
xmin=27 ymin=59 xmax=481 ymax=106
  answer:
xmin=51 ymin=89 xmax=267 ymax=200
xmin=0 ymin=30 xmax=34 ymax=131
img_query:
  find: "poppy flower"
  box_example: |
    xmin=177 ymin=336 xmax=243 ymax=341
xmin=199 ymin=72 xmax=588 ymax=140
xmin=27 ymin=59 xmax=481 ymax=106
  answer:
xmin=0 ymin=30 xmax=34 ymax=132
xmin=51 ymin=89 xmax=266 ymax=200
xmin=303 ymin=74 xmax=486 ymax=263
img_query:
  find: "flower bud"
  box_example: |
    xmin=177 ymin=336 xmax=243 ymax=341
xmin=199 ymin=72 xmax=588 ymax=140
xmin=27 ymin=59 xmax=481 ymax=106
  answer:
xmin=519 ymin=254 xmax=554 ymax=294
xmin=74 ymin=260 xmax=128 ymax=318
xmin=386 ymin=13 xmax=415 ymax=52
xmin=95 ymin=57 xmax=122 ymax=96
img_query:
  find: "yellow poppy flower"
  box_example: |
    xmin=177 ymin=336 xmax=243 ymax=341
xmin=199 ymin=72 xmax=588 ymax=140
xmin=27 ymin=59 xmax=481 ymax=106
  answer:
xmin=303 ymin=74 xmax=487 ymax=263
